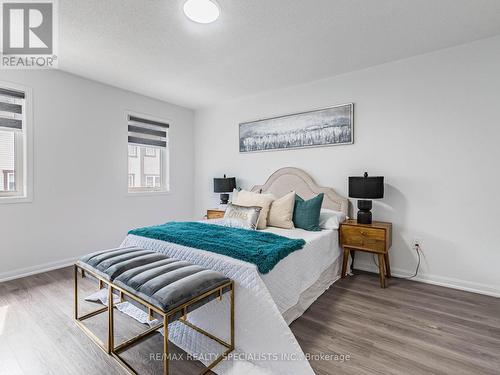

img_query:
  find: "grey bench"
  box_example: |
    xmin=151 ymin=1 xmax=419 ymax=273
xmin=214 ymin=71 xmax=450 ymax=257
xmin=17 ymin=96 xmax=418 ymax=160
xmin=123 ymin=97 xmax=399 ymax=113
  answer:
xmin=74 ymin=246 xmax=234 ymax=375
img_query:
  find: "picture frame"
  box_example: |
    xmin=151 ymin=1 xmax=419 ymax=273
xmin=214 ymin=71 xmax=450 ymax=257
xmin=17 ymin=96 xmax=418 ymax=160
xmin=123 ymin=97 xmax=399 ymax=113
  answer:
xmin=239 ymin=103 xmax=354 ymax=153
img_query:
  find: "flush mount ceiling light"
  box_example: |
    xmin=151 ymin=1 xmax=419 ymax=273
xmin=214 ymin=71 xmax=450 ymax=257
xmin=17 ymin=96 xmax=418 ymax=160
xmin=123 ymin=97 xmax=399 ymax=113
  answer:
xmin=183 ymin=0 xmax=220 ymax=24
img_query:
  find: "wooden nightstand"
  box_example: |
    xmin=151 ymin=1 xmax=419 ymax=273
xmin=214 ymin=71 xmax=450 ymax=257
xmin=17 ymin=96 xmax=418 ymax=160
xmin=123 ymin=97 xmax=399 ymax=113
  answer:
xmin=340 ymin=219 xmax=392 ymax=288
xmin=206 ymin=209 xmax=225 ymax=219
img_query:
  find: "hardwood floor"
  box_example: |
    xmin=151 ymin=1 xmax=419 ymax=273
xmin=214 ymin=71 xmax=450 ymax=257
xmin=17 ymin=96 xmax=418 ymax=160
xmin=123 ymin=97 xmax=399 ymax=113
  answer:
xmin=291 ymin=271 xmax=500 ymax=375
xmin=0 ymin=267 xmax=209 ymax=375
xmin=0 ymin=267 xmax=499 ymax=374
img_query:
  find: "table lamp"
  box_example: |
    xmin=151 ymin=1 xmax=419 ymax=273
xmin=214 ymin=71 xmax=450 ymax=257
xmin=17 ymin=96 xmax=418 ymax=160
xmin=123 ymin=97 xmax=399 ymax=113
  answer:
xmin=348 ymin=172 xmax=384 ymax=224
xmin=213 ymin=174 xmax=236 ymax=205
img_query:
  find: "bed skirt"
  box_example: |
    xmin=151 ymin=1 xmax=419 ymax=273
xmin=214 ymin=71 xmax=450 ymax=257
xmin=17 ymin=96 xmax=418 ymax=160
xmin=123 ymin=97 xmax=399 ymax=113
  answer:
xmin=282 ymin=256 xmax=341 ymax=325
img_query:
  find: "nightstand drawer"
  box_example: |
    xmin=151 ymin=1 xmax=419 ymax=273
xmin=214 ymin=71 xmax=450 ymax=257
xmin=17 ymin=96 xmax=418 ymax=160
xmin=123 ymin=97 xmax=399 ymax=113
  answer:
xmin=207 ymin=209 xmax=225 ymax=219
xmin=341 ymin=226 xmax=386 ymax=252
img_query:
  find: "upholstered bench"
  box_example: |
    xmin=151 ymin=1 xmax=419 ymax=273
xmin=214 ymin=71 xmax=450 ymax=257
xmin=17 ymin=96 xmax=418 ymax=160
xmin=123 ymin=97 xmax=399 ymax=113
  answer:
xmin=74 ymin=246 xmax=234 ymax=375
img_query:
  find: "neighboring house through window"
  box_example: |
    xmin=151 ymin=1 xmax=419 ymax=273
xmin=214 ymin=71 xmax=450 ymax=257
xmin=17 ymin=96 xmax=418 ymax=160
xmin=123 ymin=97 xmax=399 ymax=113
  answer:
xmin=145 ymin=148 xmax=156 ymax=157
xmin=128 ymin=145 xmax=137 ymax=157
xmin=128 ymin=174 xmax=135 ymax=188
xmin=145 ymin=175 xmax=160 ymax=188
xmin=0 ymin=84 xmax=30 ymax=201
xmin=3 ymin=170 xmax=14 ymax=190
xmin=127 ymin=113 xmax=169 ymax=193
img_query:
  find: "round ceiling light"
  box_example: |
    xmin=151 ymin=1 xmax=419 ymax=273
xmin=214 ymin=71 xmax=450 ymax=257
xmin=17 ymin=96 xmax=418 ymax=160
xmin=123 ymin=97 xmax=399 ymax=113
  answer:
xmin=183 ymin=0 xmax=220 ymax=24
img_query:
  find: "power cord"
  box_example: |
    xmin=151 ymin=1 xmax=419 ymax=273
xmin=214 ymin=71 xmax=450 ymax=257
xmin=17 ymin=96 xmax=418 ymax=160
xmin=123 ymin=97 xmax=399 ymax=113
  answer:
xmin=403 ymin=243 xmax=421 ymax=279
xmin=372 ymin=243 xmax=421 ymax=279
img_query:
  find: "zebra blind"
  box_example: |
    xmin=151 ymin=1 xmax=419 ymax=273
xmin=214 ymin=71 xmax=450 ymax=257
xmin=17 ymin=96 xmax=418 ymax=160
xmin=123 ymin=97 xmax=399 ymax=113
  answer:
xmin=128 ymin=115 xmax=169 ymax=148
xmin=0 ymin=87 xmax=25 ymax=130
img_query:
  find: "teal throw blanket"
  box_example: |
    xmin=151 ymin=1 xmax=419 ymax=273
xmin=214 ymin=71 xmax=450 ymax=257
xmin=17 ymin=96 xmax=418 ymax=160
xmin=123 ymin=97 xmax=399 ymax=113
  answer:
xmin=128 ymin=221 xmax=306 ymax=274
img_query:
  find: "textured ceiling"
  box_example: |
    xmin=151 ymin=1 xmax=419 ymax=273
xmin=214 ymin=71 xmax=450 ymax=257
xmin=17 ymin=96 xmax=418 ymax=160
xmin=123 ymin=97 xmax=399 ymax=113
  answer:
xmin=59 ymin=0 xmax=500 ymax=108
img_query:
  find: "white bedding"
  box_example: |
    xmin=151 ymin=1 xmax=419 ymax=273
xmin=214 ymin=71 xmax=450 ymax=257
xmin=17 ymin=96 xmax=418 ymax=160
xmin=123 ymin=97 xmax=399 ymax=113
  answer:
xmin=120 ymin=224 xmax=341 ymax=375
xmin=261 ymin=227 xmax=340 ymax=321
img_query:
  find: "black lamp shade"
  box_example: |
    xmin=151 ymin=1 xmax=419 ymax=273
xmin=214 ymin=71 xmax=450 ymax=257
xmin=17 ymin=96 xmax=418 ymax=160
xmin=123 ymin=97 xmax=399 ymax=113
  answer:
xmin=213 ymin=176 xmax=236 ymax=193
xmin=349 ymin=173 xmax=384 ymax=199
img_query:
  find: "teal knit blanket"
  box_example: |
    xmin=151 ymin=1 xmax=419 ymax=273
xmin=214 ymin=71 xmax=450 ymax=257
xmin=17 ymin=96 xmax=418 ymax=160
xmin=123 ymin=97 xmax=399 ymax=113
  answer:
xmin=128 ymin=221 xmax=306 ymax=274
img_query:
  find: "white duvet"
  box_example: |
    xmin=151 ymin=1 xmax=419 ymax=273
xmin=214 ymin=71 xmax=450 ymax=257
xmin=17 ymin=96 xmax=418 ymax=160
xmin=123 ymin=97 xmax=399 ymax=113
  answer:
xmin=120 ymin=224 xmax=341 ymax=375
xmin=261 ymin=227 xmax=340 ymax=320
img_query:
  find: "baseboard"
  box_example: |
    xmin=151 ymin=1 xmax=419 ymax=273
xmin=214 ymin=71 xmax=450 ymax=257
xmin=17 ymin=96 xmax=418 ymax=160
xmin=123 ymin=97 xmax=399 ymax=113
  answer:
xmin=0 ymin=257 xmax=78 ymax=283
xmin=354 ymin=261 xmax=500 ymax=298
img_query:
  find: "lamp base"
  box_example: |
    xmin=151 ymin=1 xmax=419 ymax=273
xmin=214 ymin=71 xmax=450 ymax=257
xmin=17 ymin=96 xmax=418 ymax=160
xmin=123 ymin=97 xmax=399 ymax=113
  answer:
xmin=219 ymin=193 xmax=229 ymax=205
xmin=357 ymin=200 xmax=373 ymax=224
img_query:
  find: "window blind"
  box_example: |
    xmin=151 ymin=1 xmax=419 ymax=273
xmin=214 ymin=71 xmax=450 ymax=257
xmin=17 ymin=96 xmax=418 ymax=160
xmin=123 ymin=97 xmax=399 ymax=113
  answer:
xmin=0 ymin=88 xmax=25 ymax=130
xmin=128 ymin=115 xmax=169 ymax=148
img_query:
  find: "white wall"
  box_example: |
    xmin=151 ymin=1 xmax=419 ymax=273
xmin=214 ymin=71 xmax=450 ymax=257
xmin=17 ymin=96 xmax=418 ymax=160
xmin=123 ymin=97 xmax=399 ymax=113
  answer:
xmin=0 ymin=70 xmax=194 ymax=281
xmin=194 ymin=36 xmax=500 ymax=297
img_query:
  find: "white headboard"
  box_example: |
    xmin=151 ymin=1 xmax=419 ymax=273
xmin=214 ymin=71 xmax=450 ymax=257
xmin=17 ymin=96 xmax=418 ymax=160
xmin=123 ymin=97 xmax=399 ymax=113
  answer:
xmin=251 ymin=167 xmax=348 ymax=215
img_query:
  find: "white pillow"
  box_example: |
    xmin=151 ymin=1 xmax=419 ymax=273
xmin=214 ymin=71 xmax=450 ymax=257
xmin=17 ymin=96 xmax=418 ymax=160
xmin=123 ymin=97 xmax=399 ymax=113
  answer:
xmin=233 ymin=189 xmax=275 ymax=229
xmin=231 ymin=188 xmax=239 ymax=203
xmin=268 ymin=191 xmax=295 ymax=229
xmin=319 ymin=209 xmax=346 ymax=230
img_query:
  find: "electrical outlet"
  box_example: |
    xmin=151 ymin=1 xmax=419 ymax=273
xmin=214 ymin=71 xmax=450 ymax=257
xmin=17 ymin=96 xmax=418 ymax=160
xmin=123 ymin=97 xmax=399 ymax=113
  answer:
xmin=413 ymin=238 xmax=421 ymax=250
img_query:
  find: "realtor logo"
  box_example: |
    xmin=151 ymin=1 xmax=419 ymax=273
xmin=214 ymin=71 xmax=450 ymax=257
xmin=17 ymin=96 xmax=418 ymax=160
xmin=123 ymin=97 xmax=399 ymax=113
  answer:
xmin=1 ymin=0 xmax=57 ymax=68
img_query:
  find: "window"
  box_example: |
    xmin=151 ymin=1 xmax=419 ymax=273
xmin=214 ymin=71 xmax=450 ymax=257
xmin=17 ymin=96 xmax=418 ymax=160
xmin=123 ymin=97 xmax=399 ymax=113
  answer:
xmin=145 ymin=175 xmax=160 ymax=188
xmin=128 ymin=174 xmax=135 ymax=188
xmin=127 ymin=114 xmax=169 ymax=193
xmin=0 ymin=86 xmax=29 ymax=201
xmin=128 ymin=145 xmax=137 ymax=157
xmin=145 ymin=175 xmax=154 ymax=187
xmin=145 ymin=148 xmax=156 ymax=157
xmin=6 ymin=171 xmax=15 ymax=190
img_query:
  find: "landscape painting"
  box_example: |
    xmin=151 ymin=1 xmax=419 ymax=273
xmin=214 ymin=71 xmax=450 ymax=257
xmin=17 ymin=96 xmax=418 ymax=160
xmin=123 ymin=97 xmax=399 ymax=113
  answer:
xmin=239 ymin=103 xmax=353 ymax=153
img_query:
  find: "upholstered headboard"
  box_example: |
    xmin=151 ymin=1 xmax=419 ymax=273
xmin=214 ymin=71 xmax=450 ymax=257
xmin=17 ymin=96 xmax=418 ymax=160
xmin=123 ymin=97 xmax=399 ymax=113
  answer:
xmin=251 ymin=167 xmax=348 ymax=215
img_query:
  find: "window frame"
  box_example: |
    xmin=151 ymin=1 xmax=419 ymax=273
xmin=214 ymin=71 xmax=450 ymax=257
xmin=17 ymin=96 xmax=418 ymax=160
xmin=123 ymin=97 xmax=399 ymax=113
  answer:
xmin=0 ymin=81 xmax=33 ymax=204
xmin=126 ymin=111 xmax=170 ymax=196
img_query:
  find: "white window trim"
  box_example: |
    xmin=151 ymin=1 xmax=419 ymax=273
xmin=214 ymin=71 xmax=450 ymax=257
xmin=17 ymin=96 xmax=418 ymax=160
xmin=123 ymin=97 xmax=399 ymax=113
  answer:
xmin=126 ymin=110 xmax=171 ymax=196
xmin=0 ymin=81 xmax=33 ymax=204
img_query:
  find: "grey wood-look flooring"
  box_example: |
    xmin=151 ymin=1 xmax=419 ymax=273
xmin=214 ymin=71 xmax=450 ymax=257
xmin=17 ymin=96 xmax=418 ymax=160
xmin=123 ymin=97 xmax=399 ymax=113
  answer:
xmin=0 ymin=267 xmax=499 ymax=375
xmin=290 ymin=272 xmax=500 ymax=375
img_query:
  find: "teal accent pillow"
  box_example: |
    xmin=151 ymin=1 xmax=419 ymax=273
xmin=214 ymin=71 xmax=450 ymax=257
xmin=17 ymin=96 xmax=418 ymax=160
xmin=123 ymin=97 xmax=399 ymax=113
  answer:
xmin=293 ymin=193 xmax=324 ymax=231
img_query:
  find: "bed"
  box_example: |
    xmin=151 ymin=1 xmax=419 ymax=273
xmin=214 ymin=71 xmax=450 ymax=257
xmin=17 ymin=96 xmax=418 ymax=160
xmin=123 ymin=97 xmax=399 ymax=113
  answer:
xmin=120 ymin=167 xmax=348 ymax=375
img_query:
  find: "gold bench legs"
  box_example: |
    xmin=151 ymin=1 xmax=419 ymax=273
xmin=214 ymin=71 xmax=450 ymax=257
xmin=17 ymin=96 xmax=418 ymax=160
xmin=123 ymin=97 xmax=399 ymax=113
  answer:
xmin=164 ymin=315 xmax=169 ymax=375
xmin=110 ymin=281 xmax=235 ymax=375
xmin=74 ymin=265 xmax=113 ymax=354
xmin=74 ymin=264 xmax=235 ymax=375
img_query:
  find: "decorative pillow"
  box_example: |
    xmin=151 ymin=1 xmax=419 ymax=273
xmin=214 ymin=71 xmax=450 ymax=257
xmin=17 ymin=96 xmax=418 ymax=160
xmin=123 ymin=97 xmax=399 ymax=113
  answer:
xmin=233 ymin=190 xmax=275 ymax=229
xmin=319 ymin=209 xmax=346 ymax=230
xmin=293 ymin=193 xmax=324 ymax=231
xmin=231 ymin=188 xmax=240 ymax=203
xmin=223 ymin=203 xmax=262 ymax=230
xmin=268 ymin=191 xmax=296 ymax=229
xmin=208 ymin=217 xmax=259 ymax=230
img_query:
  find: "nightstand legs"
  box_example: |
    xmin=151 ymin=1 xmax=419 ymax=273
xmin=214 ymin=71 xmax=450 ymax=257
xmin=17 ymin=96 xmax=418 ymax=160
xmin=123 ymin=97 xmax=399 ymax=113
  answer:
xmin=377 ymin=254 xmax=386 ymax=288
xmin=341 ymin=248 xmax=390 ymax=288
xmin=350 ymin=250 xmax=355 ymax=273
xmin=384 ymin=253 xmax=391 ymax=278
xmin=341 ymin=248 xmax=350 ymax=278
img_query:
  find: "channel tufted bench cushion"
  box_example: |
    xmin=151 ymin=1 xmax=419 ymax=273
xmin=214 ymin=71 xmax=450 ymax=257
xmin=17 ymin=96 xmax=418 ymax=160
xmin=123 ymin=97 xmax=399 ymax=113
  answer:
xmin=77 ymin=246 xmax=230 ymax=313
